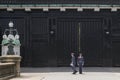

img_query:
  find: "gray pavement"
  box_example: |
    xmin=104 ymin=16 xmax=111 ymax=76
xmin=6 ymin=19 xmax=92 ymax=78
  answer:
xmin=10 ymin=67 xmax=120 ymax=80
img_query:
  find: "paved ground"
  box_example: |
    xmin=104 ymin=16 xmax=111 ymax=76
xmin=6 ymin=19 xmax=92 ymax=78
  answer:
xmin=10 ymin=67 xmax=120 ymax=80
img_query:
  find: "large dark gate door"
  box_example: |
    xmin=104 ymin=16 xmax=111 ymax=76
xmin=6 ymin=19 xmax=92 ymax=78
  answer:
xmin=57 ymin=18 xmax=78 ymax=66
xmin=80 ymin=19 xmax=103 ymax=66
xmin=112 ymin=18 xmax=120 ymax=66
xmin=31 ymin=17 xmax=57 ymax=67
xmin=31 ymin=17 xmax=49 ymax=67
xmin=56 ymin=18 xmax=103 ymax=66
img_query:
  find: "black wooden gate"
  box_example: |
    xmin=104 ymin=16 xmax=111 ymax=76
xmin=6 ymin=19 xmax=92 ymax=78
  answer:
xmin=31 ymin=17 xmax=49 ymax=67
xmin=111 ymin=17 xmax=120 ymax=67
xmin=56 ymin=18 xmax=103 ymax=66
xmin=0 ymin=10 xmax=120 ymax=67
xmin=57 ymin=18 xmax=78 ymax=66
xmin=30 ymin=17 xmax=58 ymax=67
xmin=80 ymin=19 xmax=103 ymax=66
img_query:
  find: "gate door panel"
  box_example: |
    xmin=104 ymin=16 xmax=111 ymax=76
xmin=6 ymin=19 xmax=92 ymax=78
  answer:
xmin=112 ymin=18 xmax=120 ymax=66
xmin=57 ymin=18 xmax=103 ymax=66
xmin=31 ymin=17 xmax=49 ymax=67
xmin=80 ymin=19 xmax=103 ymax=66
xmin=57 ymin=18 xmax=78 ymax=66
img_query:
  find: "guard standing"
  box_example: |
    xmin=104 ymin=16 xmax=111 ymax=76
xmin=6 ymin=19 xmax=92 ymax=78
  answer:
xmin=70 ymin=52 xmax=77 ymax=74
xmin=77 ymin=53 xmax=84 ymax=74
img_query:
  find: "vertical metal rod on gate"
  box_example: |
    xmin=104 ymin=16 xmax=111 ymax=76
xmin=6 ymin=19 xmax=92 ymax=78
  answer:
xmin=78 ymin=23 xmax=81 ymax=53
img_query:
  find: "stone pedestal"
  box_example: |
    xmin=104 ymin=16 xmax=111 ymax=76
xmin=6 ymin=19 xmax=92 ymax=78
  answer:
xmin=0 ymin=55 xmax=21 ymax=77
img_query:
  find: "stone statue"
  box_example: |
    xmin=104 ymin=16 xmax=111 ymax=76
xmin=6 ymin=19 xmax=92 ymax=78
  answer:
xmin=14 ymin=34 xmax=21 ymax=55
xmin=1 ymin=35 xmax=9 ymax=56
xmin=7 ymin=34 xmax=16 ymax=55
xmin=1 ymin=21 xmax=21 ymax=56
xmin=7 ymin=39 xmax=15 ymax=55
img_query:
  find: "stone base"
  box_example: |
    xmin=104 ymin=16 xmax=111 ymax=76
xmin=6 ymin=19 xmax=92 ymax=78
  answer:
xmin=0 ymin=55 xmax=21 ymax=77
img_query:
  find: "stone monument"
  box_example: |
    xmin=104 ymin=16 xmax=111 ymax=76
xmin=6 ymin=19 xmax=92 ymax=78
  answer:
xmin=0 ymin=21 xmax=21 ymax=77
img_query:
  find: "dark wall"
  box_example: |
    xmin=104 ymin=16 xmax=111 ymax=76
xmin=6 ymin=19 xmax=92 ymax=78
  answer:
xmin=0 ymin=24 xmax=2 ymax=56
xmin=0 ymin=0 xmax=120 ymax=4
xmin=0 ymin=9 xmax=120 ymax=67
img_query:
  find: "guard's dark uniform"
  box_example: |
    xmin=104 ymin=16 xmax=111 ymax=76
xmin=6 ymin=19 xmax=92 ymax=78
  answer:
xmin=78 ymin=56 xmax=84 ymax=74
xmin=70 ymin=55 xmax=77 ymax=74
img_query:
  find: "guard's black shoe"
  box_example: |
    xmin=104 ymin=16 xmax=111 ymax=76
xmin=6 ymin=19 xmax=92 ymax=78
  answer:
xmin=73 ymin=71 xmax=77 ymax=74
xmin=72 ymin=72 xmax=75 ymax=74
xmin=79 ymin=72 xmax=82 ymax=74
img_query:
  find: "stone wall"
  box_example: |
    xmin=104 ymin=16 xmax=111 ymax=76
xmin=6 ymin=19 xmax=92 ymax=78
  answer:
xmin=0 ymin=56 xmax=21 ymax=80
xmin=0 ymin=63 xmax=16 ymax=80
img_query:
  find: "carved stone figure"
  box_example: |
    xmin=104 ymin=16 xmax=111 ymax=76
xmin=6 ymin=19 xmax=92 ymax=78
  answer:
xmin=1 ymin=21 xmax=21 ymax=56
xmin=1 ymin=35 xmax=9 ymax=56
xmin=14 ymin=35 xmax=21 ymax=55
